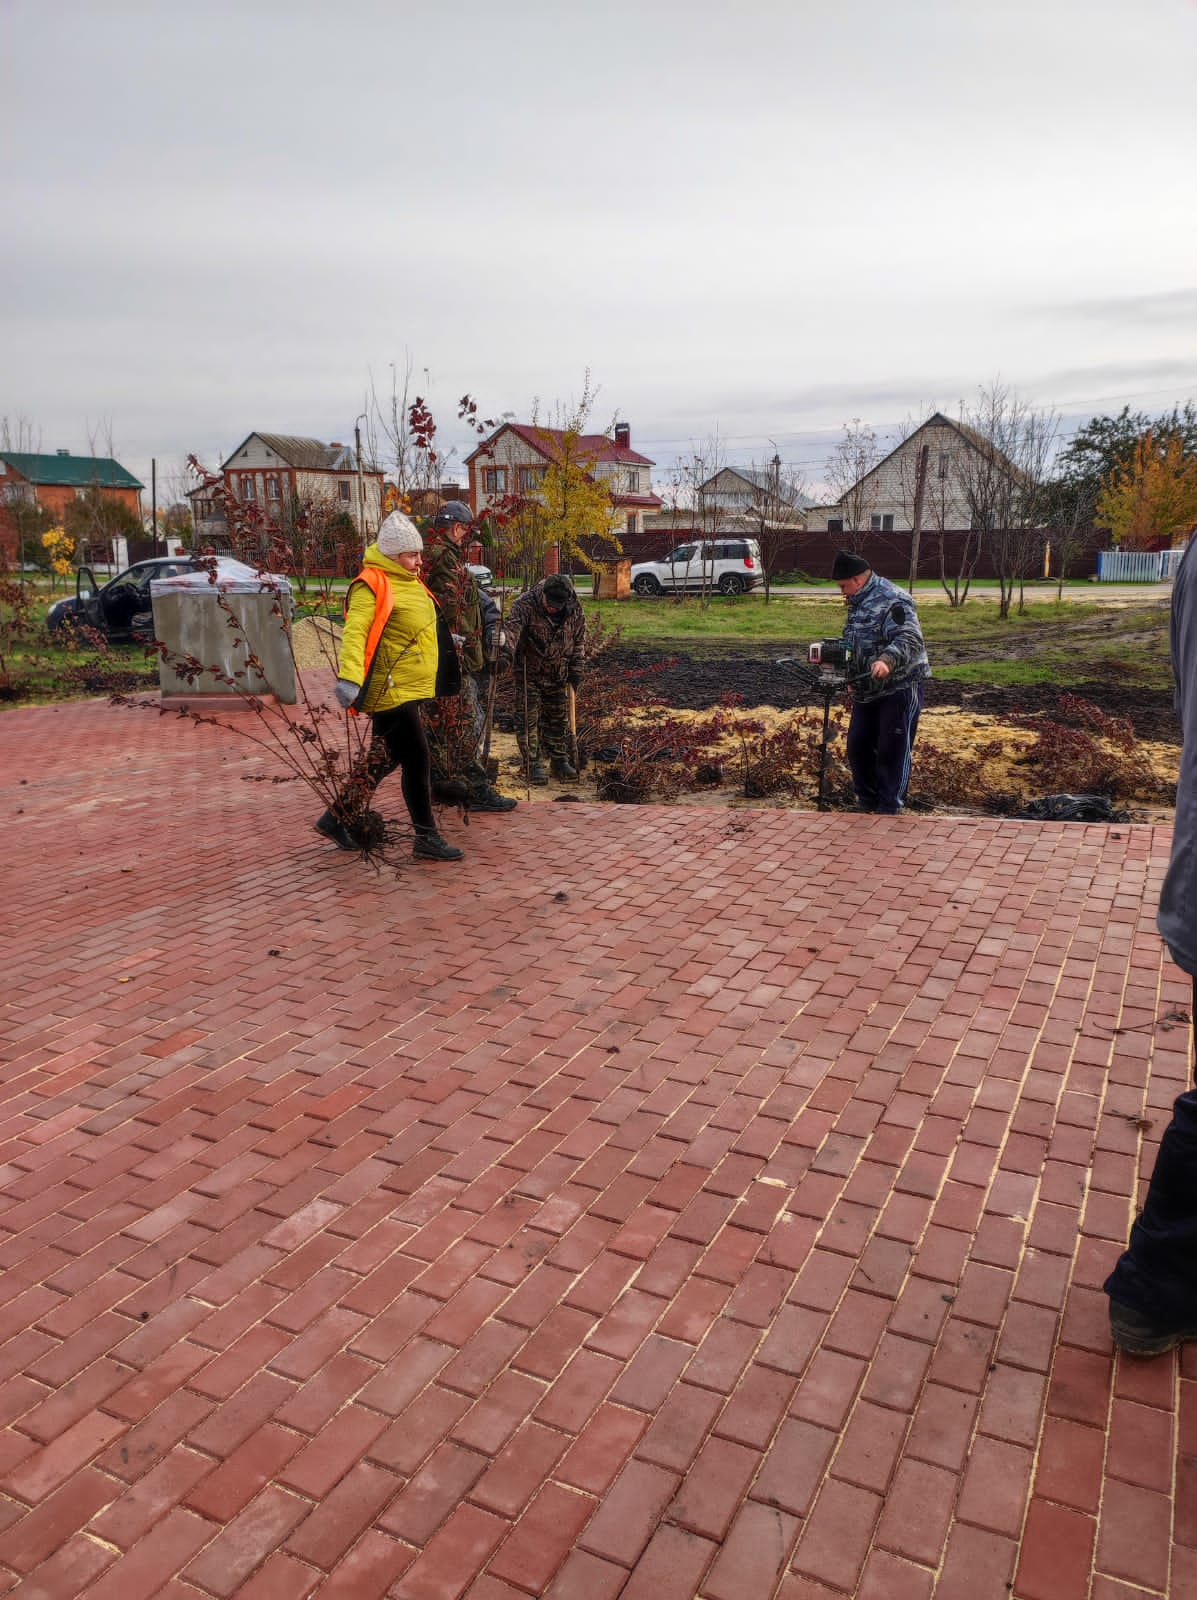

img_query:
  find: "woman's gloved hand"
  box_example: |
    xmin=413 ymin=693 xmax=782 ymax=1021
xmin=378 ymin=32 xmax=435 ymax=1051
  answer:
xmin=334 ymin=679 xmax=360 ymax=709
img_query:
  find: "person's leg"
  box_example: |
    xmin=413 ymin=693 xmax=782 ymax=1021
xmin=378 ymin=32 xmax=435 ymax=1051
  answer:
xmin=1104 ymin=994 xmax=1197 ymax=1351
xmin=383 ymin=702 xmax=435 ymax=833
xmin=874 ymin=684 xmax=924 ymax=813
xmin=514 ymin=673 xmax=542 ymax=766
xmin=315 ymin=709 xmax=397 ymax=849
xmin=845 ymin=699 xmax=881 ymax=810
xmin=540 ymin=681 xmax=571 ymax=771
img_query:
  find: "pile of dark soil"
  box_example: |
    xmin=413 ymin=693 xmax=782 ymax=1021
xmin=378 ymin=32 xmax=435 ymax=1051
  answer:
xmin=601 ymin=646 xmax=1180 ymax=744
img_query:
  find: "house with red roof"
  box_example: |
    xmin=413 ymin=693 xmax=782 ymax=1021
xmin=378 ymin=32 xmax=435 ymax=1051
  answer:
xmin=465 ymin=421 xmax=662 ymax=535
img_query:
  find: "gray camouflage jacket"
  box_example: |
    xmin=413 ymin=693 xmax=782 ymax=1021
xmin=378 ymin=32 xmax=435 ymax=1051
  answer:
xmin=841 ymin=573 xmax=931 ymax=701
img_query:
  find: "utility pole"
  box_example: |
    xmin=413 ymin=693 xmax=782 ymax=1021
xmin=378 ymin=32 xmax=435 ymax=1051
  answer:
xmin=354 ymin=416 xmax=368 ymax=548
xmin=151 ymin=458 xmax=157 ymax=557
xmin=908 ymin=444 xmax=928 ymax=592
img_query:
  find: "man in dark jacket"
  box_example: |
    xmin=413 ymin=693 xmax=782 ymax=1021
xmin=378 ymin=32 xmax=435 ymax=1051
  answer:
xmin=834 ymin=550 xmax=931 ymax=814
xmin=421 ymin=500 xmax=517 ymax=812
xmin=504 ymin=574 xmax=585 ymax=783
xmin=1104 ymin=539 xmax=1197 ymax=1354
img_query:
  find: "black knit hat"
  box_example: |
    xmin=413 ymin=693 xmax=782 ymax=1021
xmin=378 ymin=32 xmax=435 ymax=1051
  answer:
xmin=831 ymin=550 xmax=870 ymax=580
xmin=543 ymin=575 xmax=574 ymax=604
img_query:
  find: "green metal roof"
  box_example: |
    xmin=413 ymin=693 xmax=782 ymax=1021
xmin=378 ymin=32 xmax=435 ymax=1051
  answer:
xmin=0 ymin=452 xmax=144 ymax=490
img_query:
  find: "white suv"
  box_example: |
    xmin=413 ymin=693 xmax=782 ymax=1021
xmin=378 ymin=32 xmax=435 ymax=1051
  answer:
xmin=630 ymin=538 xmax=763 ymax=597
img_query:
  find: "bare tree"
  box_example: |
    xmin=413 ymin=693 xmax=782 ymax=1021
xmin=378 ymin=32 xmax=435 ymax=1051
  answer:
xmin=366 ymin=354 xmax=452 ymax=503
xmin=955 ymin=382 xmax=1057 ymax=619
xmin=745 ymin=455 xmax=807 ymax=601
xmin=674 ymin=432 xmax=728 ymax=602
xmin=0 ymin=415 xmax=49 ymax=578
xmin=825 ymin=418 xmax=881 ymax=548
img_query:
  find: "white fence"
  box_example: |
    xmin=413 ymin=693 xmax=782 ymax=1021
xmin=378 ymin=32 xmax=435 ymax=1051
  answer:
xmin=1096 ymin=545 xmax=1188 ymax=582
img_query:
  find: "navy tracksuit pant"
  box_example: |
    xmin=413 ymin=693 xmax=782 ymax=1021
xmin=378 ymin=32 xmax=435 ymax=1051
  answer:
xmin=846 ymin=683 xmax=923 ymax=813
xmin=1104 ymin=979 xmax=1197 ymax=1330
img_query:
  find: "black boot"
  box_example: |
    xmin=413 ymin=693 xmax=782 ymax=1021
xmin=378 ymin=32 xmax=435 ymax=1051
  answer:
xmin=528 ymin=761 xmax=549 ymax=786
xmin=413 ymin=828 xmax=464 ymax=862
xmin=470 ymin=786 xmax=517 ymax=812
xmin=314 ymin=809 xmax=360 ymax=851
xmin=551 ymin=758 xmax=578 ymax=780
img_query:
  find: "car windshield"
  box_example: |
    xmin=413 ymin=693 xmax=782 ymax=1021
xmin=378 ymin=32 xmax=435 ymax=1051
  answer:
xmin=667 ymin=546 xmax=695 ymax=563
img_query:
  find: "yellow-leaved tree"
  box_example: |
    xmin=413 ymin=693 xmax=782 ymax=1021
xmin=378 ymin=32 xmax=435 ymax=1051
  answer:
xmin=1097 ymin=429 xmax=1197 ymax=547
xmin=490 ymin=383 xmax=623 ymax=592
xmin=41 ymin=526 xmax=76 ymax=589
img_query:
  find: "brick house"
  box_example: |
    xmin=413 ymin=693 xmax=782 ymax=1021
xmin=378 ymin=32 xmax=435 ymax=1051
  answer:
xmin=466 ymin=421 xmax=663 ymax=536
xmin=190 ymin=433 xmax=385 ymax=547
xmin=0 ymin=449 xmax=143 ymax=559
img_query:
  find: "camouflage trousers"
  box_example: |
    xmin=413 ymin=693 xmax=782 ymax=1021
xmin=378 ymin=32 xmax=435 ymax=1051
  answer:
xmin=513 ymin=673 xmax=569 ymax=763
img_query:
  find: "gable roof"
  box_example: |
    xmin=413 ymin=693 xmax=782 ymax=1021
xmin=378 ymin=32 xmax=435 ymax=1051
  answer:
xmin=702 ymin=465 xmax=814 ymax=507
xmin=465 ymin=422 xmax=655 ymax=469
xmin=0 ymin=451 xmax=143 ymax=490
xmin=221 ymin=433 xmax=360 ymax=472
xmin=702 ymin=466 xmax=776 ymax=492
xmin=828 ymin=410 xmax=1027 ymax=504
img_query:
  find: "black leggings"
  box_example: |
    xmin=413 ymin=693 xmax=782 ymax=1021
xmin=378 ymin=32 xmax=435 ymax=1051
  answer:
xmin=356 ymin=702 xmax=435 ymax=832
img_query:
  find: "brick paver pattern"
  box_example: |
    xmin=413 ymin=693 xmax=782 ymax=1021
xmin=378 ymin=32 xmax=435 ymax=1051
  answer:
xmin=0 ymin=692 xmax=1192 ymax=1598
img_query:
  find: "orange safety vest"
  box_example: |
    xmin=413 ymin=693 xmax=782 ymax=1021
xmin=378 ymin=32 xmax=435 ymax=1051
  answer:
xmin=345 ymin=566 xmax=441 ymax=715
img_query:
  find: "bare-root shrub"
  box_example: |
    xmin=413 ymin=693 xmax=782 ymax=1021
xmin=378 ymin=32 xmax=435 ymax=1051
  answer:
xmin=1012 ymin=695 xmax=1175 ymax=803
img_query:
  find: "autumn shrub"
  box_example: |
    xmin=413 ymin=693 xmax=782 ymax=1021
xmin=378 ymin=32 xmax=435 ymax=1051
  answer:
xmin=1012 ymin=694 xmax=1174 ymax=802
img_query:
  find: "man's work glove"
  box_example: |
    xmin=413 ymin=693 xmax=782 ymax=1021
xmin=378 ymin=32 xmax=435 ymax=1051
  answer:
xmin=334 ymin=678 xmax=360 ymax=709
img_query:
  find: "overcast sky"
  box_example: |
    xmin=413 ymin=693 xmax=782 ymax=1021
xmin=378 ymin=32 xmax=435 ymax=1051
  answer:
xmin=3 ymin=0 xmax=1196 ymax=498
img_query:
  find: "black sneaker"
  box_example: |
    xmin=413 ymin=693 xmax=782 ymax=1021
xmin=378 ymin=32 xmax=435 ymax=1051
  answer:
xmin=1109 ymin=1300 xmax=1197 ymax=1356
xmin=551 ymin=758 xmax=578 ymax=780
xmin=413 ymin=830 xmax=464 ymax=862
xmin=529 ymin=762 xmax=549 ymax=786
xmin=470 ymin=788 xmax=518 ymax=812
xmin=314 ymin=810 xmax=361 ymax=851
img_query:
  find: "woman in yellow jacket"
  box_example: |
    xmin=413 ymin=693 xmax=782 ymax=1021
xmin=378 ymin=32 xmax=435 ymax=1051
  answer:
xmin=315 ymin=511 xmax=463 ymax=861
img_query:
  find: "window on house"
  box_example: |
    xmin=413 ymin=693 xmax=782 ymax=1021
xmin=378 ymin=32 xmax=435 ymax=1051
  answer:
xmin=239 ymin=475 xmax=255 ymax=501
xmin=626 ymin=511 xmax=638 ymax=534
xmin=516 ymin=465 xmax=544 ymax=492
xmin=483 ymin=467 xmax=507 ymax=494
xmin=937 ymin=452 xmax=949 ymax=479
xmin=827 ymin=518 xmax=844 ymax=533
xmin=339 ymin=481 xmax=351 ymax=502
xmin=266 ymin=476 xmax=281 ymax=501
xmin=869 ymin=514 xmax=894 ymax=532
xmin=626 ymin=469 xmax=639 ymax=493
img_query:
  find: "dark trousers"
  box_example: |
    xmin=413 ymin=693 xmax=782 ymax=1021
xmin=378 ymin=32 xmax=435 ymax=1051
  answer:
xmin=514 ymin=673 xmax=569 ymax=764
xmin=1104 ymin=978 xmax=1197 ymax=1328
xmin=846 ymin=683 xmax=923 ymax=813
xmin=343 ymin=701 xmax=435 ymax=832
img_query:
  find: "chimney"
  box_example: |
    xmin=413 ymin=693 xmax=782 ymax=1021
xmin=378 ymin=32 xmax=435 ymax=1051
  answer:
xmin=329 ymin=442 xmax=343 ymax=450
xmin=614 ymin=422 xmax=631 ymax=450
xmin=57 ymin=448 xmax=70 ymax=456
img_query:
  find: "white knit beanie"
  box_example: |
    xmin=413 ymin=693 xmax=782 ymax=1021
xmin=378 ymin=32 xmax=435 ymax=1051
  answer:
xmin=376 ymin=511 xmax=423 ymax=557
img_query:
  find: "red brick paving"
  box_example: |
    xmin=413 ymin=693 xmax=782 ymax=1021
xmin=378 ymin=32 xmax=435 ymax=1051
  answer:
xmin=0 ymin=691 xmax=1192 ymax=1596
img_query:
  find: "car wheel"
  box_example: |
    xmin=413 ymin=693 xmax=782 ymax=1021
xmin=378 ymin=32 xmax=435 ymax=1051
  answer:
xmin=719 ymin=574 xmax=747 ymax=595
xmin=632 ymin=574 xmax=662 ymax=596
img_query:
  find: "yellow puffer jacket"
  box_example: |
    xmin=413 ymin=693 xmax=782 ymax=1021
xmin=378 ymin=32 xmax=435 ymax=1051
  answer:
xmin=337 ymin=546 xmax=438 ymax=714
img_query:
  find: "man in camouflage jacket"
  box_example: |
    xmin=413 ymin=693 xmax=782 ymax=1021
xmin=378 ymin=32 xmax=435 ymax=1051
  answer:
xmin=503 ymin=574 xmax=585 ymax=783
xmin=421 ymin=501 xmax=516 ymax=812
xmin=833 ymin=550 xmax=930 ymax=814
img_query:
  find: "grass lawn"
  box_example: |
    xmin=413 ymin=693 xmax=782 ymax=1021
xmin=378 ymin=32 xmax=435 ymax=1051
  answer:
xmin=1 ymin=582 xmax=1173 ymax=707
xmin=580 ymin=592 xmax=1174 ymax=693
